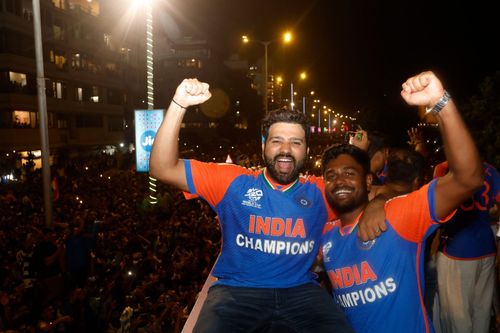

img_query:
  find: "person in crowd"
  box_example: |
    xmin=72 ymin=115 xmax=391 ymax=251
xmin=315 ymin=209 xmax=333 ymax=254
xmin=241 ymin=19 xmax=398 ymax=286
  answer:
xmin=434 ymin=160 xmax=500 ymax=333
xmin=65 ymin=215 xmax=95 ymax=288
xmin=31 ymin=228 xmax=66 ymax=302
xmin=37 ymin=304 xmax=72 ymax=333
xmin=320 ymin=70 xmax=483 ymax=333
xmin=367 ymin=148 xmax=426 ymax=201
xmin=348 ymin=130 xmax=390 ymax=185
xmin=149 ymin=78 xmax=355 ymax=332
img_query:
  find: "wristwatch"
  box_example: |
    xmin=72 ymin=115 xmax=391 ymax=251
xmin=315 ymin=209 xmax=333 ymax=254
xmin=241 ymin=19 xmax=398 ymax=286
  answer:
xmin=425 ymin=90 xmax=451 ymax=114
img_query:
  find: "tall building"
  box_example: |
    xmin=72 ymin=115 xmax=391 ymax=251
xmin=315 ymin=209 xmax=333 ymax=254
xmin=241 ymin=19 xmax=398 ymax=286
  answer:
xmin=155 ymin=34 xmax=261 ymax=144
xmin=0 ymin=0 xmax=145 ymax=164
xmin=0 ymin=0 xmax=262 ymax=175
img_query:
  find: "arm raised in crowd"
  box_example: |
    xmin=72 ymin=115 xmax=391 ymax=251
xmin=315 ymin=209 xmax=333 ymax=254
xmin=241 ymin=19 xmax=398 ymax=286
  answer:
xmin=400 ymin=71 xmax=483 ymax=219
xmin=149 ymin=79 xmax=211 ymax=192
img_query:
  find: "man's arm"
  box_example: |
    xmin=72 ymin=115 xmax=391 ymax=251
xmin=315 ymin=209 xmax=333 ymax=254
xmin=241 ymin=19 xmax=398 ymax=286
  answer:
xmin=401 ymin=71 xmax=483 ymax=219
xmin=149 ymin=79 xmax=211 ymax=192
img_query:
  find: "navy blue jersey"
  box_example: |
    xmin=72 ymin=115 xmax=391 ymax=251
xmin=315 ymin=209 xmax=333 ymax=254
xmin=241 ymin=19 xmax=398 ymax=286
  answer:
xmin=435 ymin=162 xmax=500 ymax=259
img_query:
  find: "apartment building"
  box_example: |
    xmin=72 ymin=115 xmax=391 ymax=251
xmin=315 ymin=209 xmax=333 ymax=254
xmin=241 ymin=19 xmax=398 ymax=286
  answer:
xmin=0 ymin=0 xmax=145 ymax=158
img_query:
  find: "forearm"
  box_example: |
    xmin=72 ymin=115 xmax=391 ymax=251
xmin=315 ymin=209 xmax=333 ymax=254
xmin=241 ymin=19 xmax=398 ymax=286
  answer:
xmin=150 ymin=79 xmax=210 ymax=191
xmin=432 ymin=99 xmax=483 ymax=218
xmin=149 ymin=101 xmax=188 ymax=190
xmin=436 ymin=100 xmax=482 ymax=189
xmin=400 ymin=71 xmax=483 ymax=218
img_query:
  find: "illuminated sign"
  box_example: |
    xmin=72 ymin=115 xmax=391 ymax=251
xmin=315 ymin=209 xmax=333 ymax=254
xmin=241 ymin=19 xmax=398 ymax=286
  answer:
xmin=134 ymin=109 xmax=164 ymax=172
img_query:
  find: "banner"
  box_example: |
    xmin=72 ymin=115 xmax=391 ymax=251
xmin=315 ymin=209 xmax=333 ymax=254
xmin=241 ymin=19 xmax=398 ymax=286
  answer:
xmin=134 ymin=109 xmax=164 ymax=172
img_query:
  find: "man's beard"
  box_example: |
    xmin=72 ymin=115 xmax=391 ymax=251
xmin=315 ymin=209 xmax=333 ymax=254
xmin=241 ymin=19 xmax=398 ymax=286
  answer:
xmin=265 ymin=153 xmax=304 ymax=185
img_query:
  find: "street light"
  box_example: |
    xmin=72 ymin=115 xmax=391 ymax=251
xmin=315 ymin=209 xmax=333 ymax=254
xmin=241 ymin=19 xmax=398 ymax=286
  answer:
xmin=242 ymin=31 xmax=292 ymax=113
xmin=289 ymin=71 xmax=307 ymax=112
xmin=300 ymin=72 xmax=308 ymax=114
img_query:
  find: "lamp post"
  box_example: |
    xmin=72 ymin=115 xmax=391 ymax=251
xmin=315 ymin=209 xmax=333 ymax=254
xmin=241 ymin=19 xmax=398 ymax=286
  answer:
xmin=305 ymin=90 xmax=314 ymax=115
xmin=327 ymin=109 xmax=332 ymax=132
xmin=299 ymin=71 xmax=306 ymax=114
xmin=290 ymin=71 xmax=307 ymax=112
xmin=32 ymin=0 xmax=52 ymax=226
xmin=318 ymin=105 xmax=321 ymax=130
xmin=276 ymin=75 xmax=283 ymax=107
xmin=242 ymin=32 xmax=292 ymax=113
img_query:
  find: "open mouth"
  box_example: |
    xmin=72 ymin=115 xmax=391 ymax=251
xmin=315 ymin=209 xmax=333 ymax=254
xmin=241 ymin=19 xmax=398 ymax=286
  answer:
xmin=333 ymin=187 xmax=354 ymax=198
xmin=275 ymin=156 xmax=294 ymax=173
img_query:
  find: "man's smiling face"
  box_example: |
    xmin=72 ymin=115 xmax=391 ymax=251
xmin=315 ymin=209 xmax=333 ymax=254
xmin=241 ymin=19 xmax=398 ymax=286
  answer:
xmin=263 ymin=122 xmax=308 ymax=185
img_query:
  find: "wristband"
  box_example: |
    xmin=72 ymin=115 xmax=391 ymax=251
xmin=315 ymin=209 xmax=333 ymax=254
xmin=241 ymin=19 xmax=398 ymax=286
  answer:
xmin=172 ymin=99 xmax=187 ymax=109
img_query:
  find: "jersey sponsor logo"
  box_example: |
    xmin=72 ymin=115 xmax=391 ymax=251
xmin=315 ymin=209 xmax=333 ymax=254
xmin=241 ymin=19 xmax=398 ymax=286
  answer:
xmin=328 ymin=261 xmax=377 ymax=288
xmin=248 ymin=215 xmax=306 ymax=238
xmin=334 ymin=277 xmax=397 ymax=308
xmin=235 ymin=234 xmax=315 ymax=255
xmin=242 ymin=188 xmax=263 ymax=209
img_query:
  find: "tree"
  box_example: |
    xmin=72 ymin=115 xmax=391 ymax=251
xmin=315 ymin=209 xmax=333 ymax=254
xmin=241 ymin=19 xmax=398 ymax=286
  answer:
xmin=460 ymin=71 xmax=500 ymax=168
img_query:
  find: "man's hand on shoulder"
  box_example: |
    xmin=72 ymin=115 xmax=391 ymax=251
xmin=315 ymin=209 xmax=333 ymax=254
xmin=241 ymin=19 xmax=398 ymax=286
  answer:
xmin=358 ymin=196 xmax=387 ymax=241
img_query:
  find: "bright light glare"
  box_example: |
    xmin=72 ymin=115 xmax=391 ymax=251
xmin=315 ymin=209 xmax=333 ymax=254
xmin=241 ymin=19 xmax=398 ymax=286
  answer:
xmin=129 ymin=0 xmax=142 ymax=10
xmin=242 ymin=35 xmax=249 ymax=43
xmin=130 ymin=0 xmax=152 ymax=9
xmin=283 ymin=31 xmax=293 ymax=43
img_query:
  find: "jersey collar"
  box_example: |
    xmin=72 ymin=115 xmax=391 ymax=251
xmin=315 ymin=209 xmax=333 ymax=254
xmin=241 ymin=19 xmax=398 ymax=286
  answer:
xmin=263 ymin=168 xmax=298 ymax=192
xmin=338 ymin=211 xmax=364 ymax=236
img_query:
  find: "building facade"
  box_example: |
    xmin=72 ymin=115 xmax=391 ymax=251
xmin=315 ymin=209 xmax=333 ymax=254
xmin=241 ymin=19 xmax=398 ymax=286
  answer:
xmin=0 ymin=0 xmax=145 ymax=158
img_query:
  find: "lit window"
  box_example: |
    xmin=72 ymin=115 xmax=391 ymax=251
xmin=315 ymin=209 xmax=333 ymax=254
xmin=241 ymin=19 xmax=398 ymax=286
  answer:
xmin=104 ymin=33 xmax=112 ymax=48
xmin=9 ymin=72 xmax=27 ymax=86
xmin=53 ymin=82 xmax=63 ymax=99
xmin=54 ymin=53 xmax=66 ymax=69
xmin=72 ymin=53 xmax=81 ymax=69
xmin=90 ymin=86 xmax=99 ymax=103
xmin=12 ymin=110 xmax=35 ymax=128
xmin=76 ymin=87 xmax=83 ymax=101
xmin=52 ymin=0 xmax=66 ymax=9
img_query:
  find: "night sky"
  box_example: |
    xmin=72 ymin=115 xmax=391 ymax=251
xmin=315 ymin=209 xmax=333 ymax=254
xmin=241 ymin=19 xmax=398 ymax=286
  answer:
xmin=163 ymin=0 xmax=499 ymax=116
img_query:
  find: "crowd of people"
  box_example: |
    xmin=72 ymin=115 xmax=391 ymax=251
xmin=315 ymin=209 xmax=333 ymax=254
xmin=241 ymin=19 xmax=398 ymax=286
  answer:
xmin=0 ymin=151 xmax=223 ymax=332
xmin=1 ymin=73 xmax=499 ymax=333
